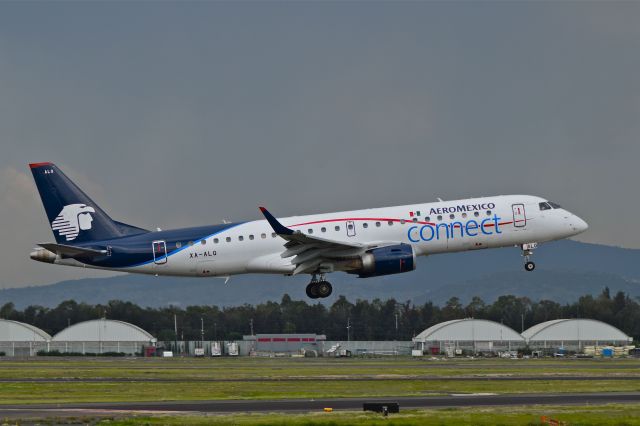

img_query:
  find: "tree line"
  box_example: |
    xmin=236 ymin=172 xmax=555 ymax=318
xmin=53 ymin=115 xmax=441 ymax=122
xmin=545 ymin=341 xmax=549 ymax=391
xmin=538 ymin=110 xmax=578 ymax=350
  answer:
xmin=0 ymin=287 xmax=638 ymax=342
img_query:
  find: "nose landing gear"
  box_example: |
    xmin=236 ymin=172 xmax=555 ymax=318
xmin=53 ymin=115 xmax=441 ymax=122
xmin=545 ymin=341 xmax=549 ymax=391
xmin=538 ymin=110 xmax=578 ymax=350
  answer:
xmin=306 ymin=274 xmax=333 ymax=299
xmin=521 ymin=243 xmax=538 ymax=272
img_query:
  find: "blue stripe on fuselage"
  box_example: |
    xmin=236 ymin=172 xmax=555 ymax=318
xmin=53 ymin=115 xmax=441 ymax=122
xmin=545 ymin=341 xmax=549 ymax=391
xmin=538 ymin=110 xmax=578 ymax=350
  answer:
xmin=71 ymin=222 xmax=245 ymax=269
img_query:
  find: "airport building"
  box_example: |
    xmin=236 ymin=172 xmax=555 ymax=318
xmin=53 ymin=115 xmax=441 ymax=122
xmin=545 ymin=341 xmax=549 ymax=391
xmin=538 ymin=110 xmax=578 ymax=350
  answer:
xmin=243 ymin=333 xmax=326 ymax=356
xmin=412 ymin=318 xmax=526 ymax=355
xmin=0 ymin=316 xmax=634 ymax=357
xmin=0 ymin=319 xmax=51 ymax=356
xmin=522 ymin=319 xmax=633 ymax=353
xmin=48 ymin=319 xmax=156 ymax=355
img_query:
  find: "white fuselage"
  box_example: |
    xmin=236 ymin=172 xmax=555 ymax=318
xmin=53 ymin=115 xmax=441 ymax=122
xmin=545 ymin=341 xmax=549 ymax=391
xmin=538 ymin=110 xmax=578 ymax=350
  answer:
xmin=52 ymin=195 xmax=588 ymax=278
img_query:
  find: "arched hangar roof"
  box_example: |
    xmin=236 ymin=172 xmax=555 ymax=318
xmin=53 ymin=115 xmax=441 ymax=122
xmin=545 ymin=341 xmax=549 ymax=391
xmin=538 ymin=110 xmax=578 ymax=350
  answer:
xmin=0 ymin=319 xmax=51 ymax=342
xmin=52 ymin=319 xmax=155 ymax=342
xmin=522 ymin=319 xmax=631 ymax=342
xmin=413 ymin=319 xmax=524 ymax=342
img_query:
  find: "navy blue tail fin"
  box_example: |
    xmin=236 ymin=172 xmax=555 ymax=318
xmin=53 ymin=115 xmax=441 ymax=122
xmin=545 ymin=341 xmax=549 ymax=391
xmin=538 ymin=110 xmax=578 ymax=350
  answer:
xmin=29 ymin=162 xmax=148 ymax=244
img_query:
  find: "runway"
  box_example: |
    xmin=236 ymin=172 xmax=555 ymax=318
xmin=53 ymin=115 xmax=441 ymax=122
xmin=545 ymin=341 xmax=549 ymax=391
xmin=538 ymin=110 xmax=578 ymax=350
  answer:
xmin=1 ymin=392 xmax=640 ymax=419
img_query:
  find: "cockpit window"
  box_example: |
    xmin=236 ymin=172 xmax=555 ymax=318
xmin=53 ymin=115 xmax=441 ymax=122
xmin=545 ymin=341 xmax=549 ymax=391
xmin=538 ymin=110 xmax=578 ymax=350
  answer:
xmin=539 ymin=202 xmax=552 ymax=211
xmin=548 ymin=201 xmax=562 ymax=209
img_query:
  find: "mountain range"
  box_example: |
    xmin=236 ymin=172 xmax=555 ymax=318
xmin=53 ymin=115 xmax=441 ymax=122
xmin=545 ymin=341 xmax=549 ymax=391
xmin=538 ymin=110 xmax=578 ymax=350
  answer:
xmin=1 ymin=240 xmax=639 ymax=308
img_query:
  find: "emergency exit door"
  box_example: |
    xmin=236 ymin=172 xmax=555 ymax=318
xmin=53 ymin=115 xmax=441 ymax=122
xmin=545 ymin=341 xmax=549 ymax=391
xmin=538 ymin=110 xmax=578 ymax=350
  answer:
xmin=346 ymin=220 xmax=356 ymax=237
xmin=512 ymin=204 xmax=526 ymax=228
xmin=152 ymin=240 xmax=168 ymax=264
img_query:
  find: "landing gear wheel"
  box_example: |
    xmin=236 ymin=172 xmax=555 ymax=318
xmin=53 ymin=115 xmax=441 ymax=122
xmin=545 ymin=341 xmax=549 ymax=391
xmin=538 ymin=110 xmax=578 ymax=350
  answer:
xmin=316 ymin=281 xmax=333 ymax=298
xmin=306 ymin=282 xmax=320 ymax=299
xmin=521 ymin=243 xmax=538 ymax=273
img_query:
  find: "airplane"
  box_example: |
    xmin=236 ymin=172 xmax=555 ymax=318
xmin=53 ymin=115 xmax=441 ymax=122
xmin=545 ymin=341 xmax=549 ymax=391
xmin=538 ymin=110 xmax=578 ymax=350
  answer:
xmin=29 ymin=162 xmax=589 ymax=299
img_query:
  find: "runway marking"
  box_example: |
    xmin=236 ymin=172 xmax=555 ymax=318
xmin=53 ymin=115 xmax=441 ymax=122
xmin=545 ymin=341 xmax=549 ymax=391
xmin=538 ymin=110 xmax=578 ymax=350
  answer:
xmin=450 ymin=393 xmax=498 ymax=396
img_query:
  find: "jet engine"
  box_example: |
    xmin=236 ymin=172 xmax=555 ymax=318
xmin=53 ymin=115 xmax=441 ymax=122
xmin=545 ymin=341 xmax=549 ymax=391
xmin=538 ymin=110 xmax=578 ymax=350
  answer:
xmin=350 ymin=244 xmax=416 ymax=278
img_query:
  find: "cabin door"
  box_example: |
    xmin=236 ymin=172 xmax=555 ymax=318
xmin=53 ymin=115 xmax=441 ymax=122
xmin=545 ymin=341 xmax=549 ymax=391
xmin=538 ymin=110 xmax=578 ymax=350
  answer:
xmin=512 ymin=204 xmax=526 ymax=228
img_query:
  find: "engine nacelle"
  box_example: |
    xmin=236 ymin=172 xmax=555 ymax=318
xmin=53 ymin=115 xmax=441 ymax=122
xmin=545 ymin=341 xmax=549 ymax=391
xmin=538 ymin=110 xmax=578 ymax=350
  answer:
xmin=30 ymin=248 xmax=57 ymax=264
xmin=355 ymin=244 xmax=416 ymax=278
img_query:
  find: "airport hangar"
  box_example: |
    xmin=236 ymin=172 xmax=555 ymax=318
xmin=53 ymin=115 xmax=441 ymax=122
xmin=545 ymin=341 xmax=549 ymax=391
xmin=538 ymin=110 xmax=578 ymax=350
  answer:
xmin=0 ymin=318 xmax=155 ymax=356
xmin=0 ymin=317 xmax=633 ymax=357
xmin=412 ymin=318 xmax=633 ymax=355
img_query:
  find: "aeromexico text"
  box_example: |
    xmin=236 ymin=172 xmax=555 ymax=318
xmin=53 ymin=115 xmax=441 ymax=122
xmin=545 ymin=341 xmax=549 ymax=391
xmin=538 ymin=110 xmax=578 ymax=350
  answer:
xmin=409 ymin=202 xmax=502 ymax=243
xmin=428 ymin=202 xmax=495 ymax=215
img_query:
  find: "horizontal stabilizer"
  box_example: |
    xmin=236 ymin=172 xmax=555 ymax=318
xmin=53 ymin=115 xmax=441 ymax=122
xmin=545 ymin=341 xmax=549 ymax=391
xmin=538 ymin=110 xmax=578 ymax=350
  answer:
xmin=38 ymin=243 xmax=107 ymax=258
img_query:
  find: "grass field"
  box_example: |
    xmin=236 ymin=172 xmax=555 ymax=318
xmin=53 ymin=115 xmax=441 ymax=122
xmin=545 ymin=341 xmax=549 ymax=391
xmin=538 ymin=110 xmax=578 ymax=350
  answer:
xmin=1 ymin=357 xmax=640 ymax=425
xmin=93 ymin=405 xmax=640 ymax=426
xmin=0 ymin=357 xmax=639 ymax=404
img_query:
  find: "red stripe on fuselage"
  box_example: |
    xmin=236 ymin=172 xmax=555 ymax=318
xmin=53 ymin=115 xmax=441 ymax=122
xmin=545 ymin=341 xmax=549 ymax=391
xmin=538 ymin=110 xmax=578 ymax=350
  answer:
xmin=287 ymin=217 xmax=516 ymax=228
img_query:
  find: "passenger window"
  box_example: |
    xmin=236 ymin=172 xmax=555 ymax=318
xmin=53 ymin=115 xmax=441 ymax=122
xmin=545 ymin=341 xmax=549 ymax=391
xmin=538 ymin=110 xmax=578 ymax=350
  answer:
xmin=462 ymin=213 xmax=467 ymax=218
xmin=363 ymin=223 xmax=368 ymax=228
xmin=226 ymin=237 xmax=231 ymax=242
xmin=474 ymin=212 xmax=480 ymax=217
xmin=308 ymin=229 xmax=313 ymax=234
xmin=176 ymin=242 xmax=182 ymax=248
xmin=261 ymin=233 xmax=266 ymax=239
xmin=249 ymin=235 xmax=254 ymax=240
xmin=425 ymin=217 xmax=430 ymax=222
xmin=335 ymin=226 xmax=340 ymax=231
xmin=437 ymin=215 xmax=442 ymax=221
xmin=188 ymin=241 xmax=194 ymax=246
xmin=387 ymin=221 xmax=393 ymax=226
xmin=412 ymin=218 xmax=418 ymax=222
xmin=400 ymin=219 xmax=405 ymax=225
xmin=375 ymin=222 xmax=381 ymax=227
xmin=239 ymin=236 xmax=244 ymax=241
xmin=213 ymin=238 xmax=218 ymax=244
xmin=486 ymin=211 xmax=491 ymax=216
xmin=321 ymin=227 xmax=327 ymax=232
xmin=449 ymin=214 xmax=455 ymax=219
xmin=201 ymin=239 xmax=206 ymax=245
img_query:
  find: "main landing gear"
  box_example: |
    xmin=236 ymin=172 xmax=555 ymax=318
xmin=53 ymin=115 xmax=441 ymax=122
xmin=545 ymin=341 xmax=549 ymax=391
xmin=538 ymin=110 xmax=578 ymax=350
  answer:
xmin=521 ymin=242 xmax=538 ymax=272
xmin=306 ymin=274 xmax=333 ymax=299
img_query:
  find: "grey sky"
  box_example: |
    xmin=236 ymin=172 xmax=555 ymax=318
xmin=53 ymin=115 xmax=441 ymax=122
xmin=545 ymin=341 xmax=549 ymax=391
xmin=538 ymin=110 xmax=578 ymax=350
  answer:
xmin=1 ymin=2 xmax=639 ymax=288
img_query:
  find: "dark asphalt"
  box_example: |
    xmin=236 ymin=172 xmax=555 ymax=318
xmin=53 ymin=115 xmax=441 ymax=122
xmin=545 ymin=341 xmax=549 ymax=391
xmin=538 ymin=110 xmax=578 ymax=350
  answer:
xmin=0 ymin=375 xmax=639 ymax=383
xmin=0 ymin=375 xmax=640 ymax=383
xmin=1 ymin=392 xmax=640 ymax=418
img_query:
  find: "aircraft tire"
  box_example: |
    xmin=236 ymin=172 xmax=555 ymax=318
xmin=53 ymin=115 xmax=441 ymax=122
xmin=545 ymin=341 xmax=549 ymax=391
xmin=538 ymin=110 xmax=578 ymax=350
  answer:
xmin=306 ymin=283 xmax=320 ymax=299
xmin=317 ymin=281 xmax=332 ymax=298
xmin=524 ymin=261 xmax=536 ymax=272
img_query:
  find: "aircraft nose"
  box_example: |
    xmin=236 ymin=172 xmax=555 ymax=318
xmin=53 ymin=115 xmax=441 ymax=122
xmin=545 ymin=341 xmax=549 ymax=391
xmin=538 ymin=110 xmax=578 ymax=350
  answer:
xmin=571 ymin=215 xmax=589 ymax=234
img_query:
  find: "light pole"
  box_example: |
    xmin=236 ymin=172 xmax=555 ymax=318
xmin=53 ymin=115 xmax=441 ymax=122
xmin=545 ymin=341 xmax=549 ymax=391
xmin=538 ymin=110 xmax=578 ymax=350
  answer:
xmin=174 ymin=314 xmax=178 ymax=354
xmin=395 ymin=312 xmax=399 ymax=340
xmin=346 ymin=317 xmax=351 ymax=342
xmin=200 ymin=317 xmax=204 ymax=346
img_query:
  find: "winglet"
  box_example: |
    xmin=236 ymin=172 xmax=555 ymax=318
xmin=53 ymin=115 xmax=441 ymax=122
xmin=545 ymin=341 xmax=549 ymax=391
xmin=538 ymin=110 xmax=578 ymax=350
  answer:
xmin=259 ymin=207 xmax=294 ymax=235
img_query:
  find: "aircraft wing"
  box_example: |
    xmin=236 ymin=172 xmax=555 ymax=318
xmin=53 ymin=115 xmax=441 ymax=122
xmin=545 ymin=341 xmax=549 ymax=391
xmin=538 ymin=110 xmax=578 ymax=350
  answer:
xmin=259 ymin=207 xmax=369 ymax=275
xmin=38 ymin=243 xmax=107 ymax=259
